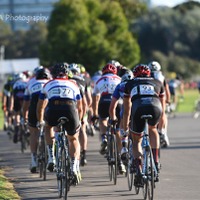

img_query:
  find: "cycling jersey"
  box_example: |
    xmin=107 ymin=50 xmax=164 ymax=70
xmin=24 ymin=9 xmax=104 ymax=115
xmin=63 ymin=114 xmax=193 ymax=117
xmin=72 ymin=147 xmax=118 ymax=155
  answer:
xmin=93 ymin=73 xmax=121 ymax=96
xmin=39 ymin=78 xmax=82 ymax=135
xmin=93 ymin=73 xmax=121 ymax=119
xmin=39 ymin=78 xmax=82 ymax=101
xmin=12 ymin=80 xmax=27 ymax=112
xmin=24 ymin=78 xmax=49 ymax=127
xmin=124 ymin=77 xmax=164 ymax=133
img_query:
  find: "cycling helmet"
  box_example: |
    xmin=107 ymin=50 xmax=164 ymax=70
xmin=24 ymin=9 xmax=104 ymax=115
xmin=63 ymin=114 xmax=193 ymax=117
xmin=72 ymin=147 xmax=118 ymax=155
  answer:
xmin=133 ymin=64 xmax=151 ymax=77
xmin=102 ymin=63 xmax=117 ymax=75
xmin=148 ymin=61 xmax=161 ymax=71
xmin=14 ymin=72 xmax=27 ymax=81
xmin=51 ymin=63 xmax=72 ymax=78
xmin=121 ymin=69 xmax=134 ymax=82
xmin=33 ymin=65 xmax=44 ymax=75
xmin=94 ymin=70 xmax=102 ymax=76
xmin=108 ymin=60 xmax=121 ymax=68
xmin=36 ymin=68 xmax=51 ymax=80
xmin=68 ymin=63 xmax=81 ymax=74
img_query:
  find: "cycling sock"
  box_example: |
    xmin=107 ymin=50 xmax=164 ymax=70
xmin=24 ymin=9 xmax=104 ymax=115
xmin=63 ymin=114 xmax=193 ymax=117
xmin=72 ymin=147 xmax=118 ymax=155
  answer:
xmin=152 ymin=148 xmax=159 ymax=163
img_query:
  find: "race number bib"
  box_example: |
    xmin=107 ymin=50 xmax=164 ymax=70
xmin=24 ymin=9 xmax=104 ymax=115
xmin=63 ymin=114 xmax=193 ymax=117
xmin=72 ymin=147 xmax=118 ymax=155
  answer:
xmin=139 ymin=85 xmax=154 ymax=95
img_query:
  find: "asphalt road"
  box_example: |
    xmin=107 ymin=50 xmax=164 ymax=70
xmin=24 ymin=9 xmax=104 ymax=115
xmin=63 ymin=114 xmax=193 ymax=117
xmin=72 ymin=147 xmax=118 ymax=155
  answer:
xmin=0 ymin=113 xmax=200 ymax=200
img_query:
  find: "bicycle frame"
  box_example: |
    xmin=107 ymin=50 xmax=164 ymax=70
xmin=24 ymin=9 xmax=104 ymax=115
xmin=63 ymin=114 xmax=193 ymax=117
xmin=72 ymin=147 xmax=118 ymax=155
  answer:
xmin=106 ymin=123 xmax=118 ymax=185
xmin=141 ymin=115 xmax=158 ymax=200
xmin=55 ymin=117 xmax=71 ymax=200
xmin=37 ymin=124 xmax=47 ymax=181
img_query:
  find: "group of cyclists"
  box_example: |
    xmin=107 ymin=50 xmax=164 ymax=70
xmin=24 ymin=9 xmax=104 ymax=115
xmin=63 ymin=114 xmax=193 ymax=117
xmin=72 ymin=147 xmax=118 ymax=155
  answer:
xmin=1 ymin=59 xmax=175 ymax=189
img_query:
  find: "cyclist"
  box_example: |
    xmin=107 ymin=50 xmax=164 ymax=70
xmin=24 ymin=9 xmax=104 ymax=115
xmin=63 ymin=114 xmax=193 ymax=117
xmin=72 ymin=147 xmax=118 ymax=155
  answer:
xmin=2 ymin=75 xmax=14 ymax=131
xmin=123 ymin=64 xmax=165 ymax=186
xmin=109 ymin=67 xmax=134 ymax=166
xmin=148 ymin=61 xmax=170 ymax=147
xmin=92 ymin=64 xmax=121 ymax=159
xmin=168 ymin=74 xmax=184 ymax=112
xmin=68 ymin=63 xmax=88 ymax=167
xmin=23 ymin=68 xmax=51 ymax=173
xmin=37 ymin=63 xmax=82 ymax=184
xmin=10 ymin=72 xmax=27 ymax=143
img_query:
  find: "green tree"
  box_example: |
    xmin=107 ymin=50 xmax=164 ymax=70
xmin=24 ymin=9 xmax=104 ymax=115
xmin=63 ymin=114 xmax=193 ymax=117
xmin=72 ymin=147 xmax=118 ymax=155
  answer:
xmin=0 ymin=20 xmax=12 ymax=58
xmin=41 ymin=0 xmax=140 ymax=72
xmin=133 ymin=3 xmax=200 ymax=79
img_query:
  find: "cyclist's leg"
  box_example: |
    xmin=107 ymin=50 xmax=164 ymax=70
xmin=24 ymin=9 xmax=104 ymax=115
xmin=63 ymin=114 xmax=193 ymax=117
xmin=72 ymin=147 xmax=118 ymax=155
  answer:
xmin=67 ymin=129 xmax=81 ymax=185
xmin=29 ymin=126 xmax=39 ymax=173
xmin=45 ymin=124 xmax=55 ymax=172
xmin=79 ymin=115 xmax=88 ymax=166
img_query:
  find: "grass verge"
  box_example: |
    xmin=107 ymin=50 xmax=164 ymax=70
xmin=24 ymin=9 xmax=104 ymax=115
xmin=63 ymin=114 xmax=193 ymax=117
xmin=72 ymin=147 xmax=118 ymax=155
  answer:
xmin=0 ymin=168 xmax=20 ymax=200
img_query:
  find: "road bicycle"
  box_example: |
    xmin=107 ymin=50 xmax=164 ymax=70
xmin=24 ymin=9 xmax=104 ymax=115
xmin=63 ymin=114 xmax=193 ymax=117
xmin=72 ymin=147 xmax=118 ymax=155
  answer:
xmin=37 ymin=124 xmax=47 ymax=181
xmin=19 ymin=118 xmax=30 ymax=153
xmin=126 ymin=135 xmax=139 ymax=194
xmin=106 ymin=122 xmax=118 ymax=185
xmin=55 ymin=117 xmax=71 ymax=200
xmin=141 ymin=115 xmax=158 ymax=200
xmin=193 ymin=98 xmax=200 ymax=119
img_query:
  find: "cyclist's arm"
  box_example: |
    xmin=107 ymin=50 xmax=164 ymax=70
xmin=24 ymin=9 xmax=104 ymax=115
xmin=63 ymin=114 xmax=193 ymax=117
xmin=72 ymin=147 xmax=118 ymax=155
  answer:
xmin=109 ymin=97 xmax=118 ymax=120
xmin=164 ymin=82 xmax=171 ymax=104
xmin=92 ymin=94 xmax=100 ymax=116
xmin=76 ymin=99 xmax=83 ymax=120
xmin=123 ymin=96 xmax=131 ymax=131
xmin=37 ymin=99 xmax=48 ymax=122
xmin=22 ymin=100 xmax=30 ymax=122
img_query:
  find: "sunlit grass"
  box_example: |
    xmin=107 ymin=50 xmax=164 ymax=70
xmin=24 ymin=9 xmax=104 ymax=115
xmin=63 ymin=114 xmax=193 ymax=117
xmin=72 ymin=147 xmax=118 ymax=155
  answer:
xmin=0 ymin=169 xmax=20 ymax=200
xmin=177 ymin=89 xmax=199 ymax=113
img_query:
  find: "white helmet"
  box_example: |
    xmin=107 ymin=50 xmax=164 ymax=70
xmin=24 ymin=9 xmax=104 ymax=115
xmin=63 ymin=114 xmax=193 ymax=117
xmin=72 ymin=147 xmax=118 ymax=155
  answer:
xmin=68 ymin=63 xmax=81 ymax=74
xmin=121 ymin=69 xmax=133 ymax=82
xmin=108 ymin=60 xmax=121 ymax=67
xmin=14 ymin=72 xmax=26 ymax=81
xmin=148 ymin=61 xmax=161 ymax=71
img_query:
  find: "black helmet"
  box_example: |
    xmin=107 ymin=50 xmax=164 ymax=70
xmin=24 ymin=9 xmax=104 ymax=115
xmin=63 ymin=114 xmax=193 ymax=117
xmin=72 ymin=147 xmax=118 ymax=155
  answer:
xmin=51 ymin=63 xmax=71 ymax=78
xmin=36 ymin=68 xmax=51 ymax=80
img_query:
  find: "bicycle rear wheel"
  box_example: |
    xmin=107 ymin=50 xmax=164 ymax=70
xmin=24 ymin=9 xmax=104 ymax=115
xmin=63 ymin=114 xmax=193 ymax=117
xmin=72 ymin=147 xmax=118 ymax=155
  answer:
xmin=20 ymin=128 xmax=26 ymax=153
xmin=108 ymin=134 xmax=117 ymax=185
xmin=56 ymin=145 xmax=63 ymax=198
xmin=39 ymin=135 xmax=47 ymax=181
xmin=62 ymin=148 xmax=70 ymax=200
xmin=143 ymin=149 xmax=154 ymax=200
xmin=127 ymin=137 xmax=134 ymax=191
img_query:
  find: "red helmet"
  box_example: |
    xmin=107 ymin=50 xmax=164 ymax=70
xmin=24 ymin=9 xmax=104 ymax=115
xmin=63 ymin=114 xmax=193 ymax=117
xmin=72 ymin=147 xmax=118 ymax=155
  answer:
xmin=102 ymin=64 xmax=117 ymax=75
xmin=133 ymin=64 xmax=151 ymax=77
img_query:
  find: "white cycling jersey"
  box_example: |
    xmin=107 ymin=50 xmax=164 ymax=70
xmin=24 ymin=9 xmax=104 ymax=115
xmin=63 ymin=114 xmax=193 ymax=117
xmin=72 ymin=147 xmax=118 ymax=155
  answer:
xmin=39 ymin=78 xmax=82 ymax=101
xmin=151 ymin=71 xmax=165 ymax=84
xmin=24 ymin=78 xmax=49 ymax=100
xmin=92 ymin=73 xmax=121 ymax=96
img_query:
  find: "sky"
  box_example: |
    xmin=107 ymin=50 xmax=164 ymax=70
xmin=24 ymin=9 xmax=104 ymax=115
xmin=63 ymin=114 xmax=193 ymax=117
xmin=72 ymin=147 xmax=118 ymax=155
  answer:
xmin=152 ymin=0 xmax=200 ymax=7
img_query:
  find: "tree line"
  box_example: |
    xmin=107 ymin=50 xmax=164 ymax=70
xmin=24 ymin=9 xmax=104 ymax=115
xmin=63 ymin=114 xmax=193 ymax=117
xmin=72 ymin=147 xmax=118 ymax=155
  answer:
xmin=0 ymin=0 xmax=200 ymax=79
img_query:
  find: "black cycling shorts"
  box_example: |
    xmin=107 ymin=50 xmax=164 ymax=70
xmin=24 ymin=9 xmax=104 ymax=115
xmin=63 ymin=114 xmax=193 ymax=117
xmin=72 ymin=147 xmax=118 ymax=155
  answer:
xmin=44 ymin=103 xmax=80 ymax=136
xmin=98 ymin=94 xmax=121 ymax=121
xmin=130 ymin=98 xmax=162 ymax=133
xmin=13 ymin=98 xmax=23 ymax=112
xmin=28 ymin=99 xmax=38 ymax=128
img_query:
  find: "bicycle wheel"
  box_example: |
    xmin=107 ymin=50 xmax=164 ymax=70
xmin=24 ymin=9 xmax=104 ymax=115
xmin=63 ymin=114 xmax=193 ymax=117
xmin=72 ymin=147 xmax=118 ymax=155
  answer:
xmin=41 ymin=136 xmax=47 ymax=181
xmin=111 ymin=134 xmax=117 ymax=185
xmin=62 ymin=148 xmax=70 ymax=200
xmin=127 ymin=138 xmax=134 ymax=191
xmin=20 ymin=127 xmax=26 ymax=153
xmin=56 ymin=143 xmax=63 ymax=198
xmin=142 ymin=149 xmax=154 ymax=200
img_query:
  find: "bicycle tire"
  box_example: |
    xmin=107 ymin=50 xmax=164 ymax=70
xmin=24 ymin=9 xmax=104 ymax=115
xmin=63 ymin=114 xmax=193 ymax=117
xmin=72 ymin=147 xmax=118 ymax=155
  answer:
xmin=56 ymin=144 xmax=63 ymax=198
xmin=20 ymin=127 xmax=26 ymax=153
xmin=111 ymin=134 xmax=118 ymax=185
xmin=42 ymin=136 xmax=47 ymax=181
xmin=143 ymin=149 xmax=154 ymax=200
xmin=62 ymin=146 xmax=70 ymax=200
xmin=127 ymin=138 xmax=134 ymax=191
